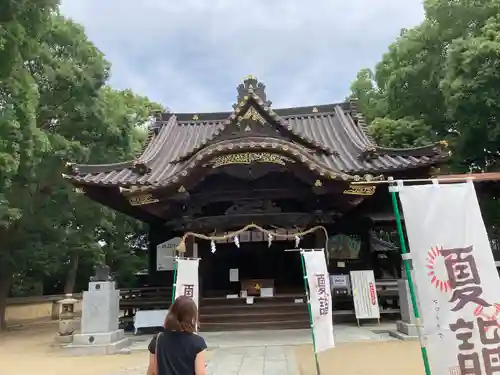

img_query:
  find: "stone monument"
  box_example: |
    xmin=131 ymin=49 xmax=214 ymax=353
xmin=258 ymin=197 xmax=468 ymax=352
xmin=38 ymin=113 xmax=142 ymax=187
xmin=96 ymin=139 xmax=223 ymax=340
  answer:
xmin=390 ymin=262 xmax=421 ymax=340
xmin=65 ymin=265 xmax=130 ymax=355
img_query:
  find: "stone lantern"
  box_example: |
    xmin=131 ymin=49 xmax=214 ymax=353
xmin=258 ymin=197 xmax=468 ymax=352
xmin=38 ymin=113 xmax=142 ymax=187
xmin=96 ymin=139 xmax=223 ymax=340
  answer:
xmin=54 ymin=294 xmax=78 ymax=345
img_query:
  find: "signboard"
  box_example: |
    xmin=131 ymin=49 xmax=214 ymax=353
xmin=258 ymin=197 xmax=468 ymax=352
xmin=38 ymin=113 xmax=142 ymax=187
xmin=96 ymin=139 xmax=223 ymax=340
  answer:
xmin=229 ymin=268 xmax=239 ymax=282
xmin=330 ymin=274 xmax=349 ymax=289
xmin=350 ymin=270 xmax=380 ymax=320
xmin=156 ymin=237 xmax=180 ymax=271
xmin=399 ymin=181 xmax=500 ymax=375
xmin=302 ymin=251 xmax=335 ymax=353
xmin=174 ymin=258 xmax=200 ymax=307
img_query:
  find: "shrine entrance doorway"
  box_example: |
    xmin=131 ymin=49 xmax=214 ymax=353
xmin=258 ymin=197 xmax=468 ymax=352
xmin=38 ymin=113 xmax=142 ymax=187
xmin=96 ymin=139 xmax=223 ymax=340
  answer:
xmin=199 ymin=240 xmax=305 ymax=297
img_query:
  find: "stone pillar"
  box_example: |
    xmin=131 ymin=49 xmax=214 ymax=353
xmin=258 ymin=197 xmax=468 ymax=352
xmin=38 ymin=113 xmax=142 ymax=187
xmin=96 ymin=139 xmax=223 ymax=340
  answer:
xmin=65 ymin=276 xmax=130 ymax=355
xmin=391 ymin=261 xmax=422 ymax=340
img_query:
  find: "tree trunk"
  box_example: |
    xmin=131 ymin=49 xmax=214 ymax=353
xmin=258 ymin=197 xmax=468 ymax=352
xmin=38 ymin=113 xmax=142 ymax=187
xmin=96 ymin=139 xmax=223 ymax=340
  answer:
xmin=64 ymin=252 xmax=79 ymax=295
xmin=0 ymin=264 xmax=12 ymax=331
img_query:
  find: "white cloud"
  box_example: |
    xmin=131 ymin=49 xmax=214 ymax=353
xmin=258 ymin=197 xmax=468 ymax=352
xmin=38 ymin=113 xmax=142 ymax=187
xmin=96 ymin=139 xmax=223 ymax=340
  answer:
xmin=60 ymin=0 xmax=425 ymax=112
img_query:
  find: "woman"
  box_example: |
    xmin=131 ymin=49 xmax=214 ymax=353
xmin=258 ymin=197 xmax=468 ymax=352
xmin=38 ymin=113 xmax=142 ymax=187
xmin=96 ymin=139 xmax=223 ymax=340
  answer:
xmin=147 ymin=295 xmax=207 ymax=375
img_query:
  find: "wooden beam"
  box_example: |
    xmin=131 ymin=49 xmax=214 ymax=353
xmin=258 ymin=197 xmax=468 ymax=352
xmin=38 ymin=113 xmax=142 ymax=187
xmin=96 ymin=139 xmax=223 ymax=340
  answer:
xmin=164 ymin=188 xmax=315 ymax=205
xmin=84 ymin=187 xmax=164 ymax=224
xmin=165 ymin=212 xmax=339 ymax=232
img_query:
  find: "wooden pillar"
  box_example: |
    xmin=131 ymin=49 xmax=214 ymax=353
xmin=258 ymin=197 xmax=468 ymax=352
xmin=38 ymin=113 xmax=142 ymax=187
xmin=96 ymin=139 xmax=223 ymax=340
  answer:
xmin=148 ymin=223 xmax=162 ymax=286
xmin=314 ymin=227 xmax=327 ymax=250
xmin=184 ymin=236 xmax=194 ymax=258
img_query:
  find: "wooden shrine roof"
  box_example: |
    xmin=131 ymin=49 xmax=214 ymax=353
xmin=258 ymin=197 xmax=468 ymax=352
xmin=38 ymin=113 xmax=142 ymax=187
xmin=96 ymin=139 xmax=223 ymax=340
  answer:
xmin=64 ymin=77 xmax=449 ymax=191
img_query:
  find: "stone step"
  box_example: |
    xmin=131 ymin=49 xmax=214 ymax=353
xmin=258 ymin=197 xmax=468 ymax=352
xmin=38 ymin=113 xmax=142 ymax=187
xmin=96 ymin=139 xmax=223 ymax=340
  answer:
xmin=201 ymin=302 xmax=307 ymax=314
xmin=200 ymin=319 xmax=310 ymax=332
xmin=200 ymin=295 xmax=305 ymax=307
xmin=200 ymin=311 xmax=309 ymax=323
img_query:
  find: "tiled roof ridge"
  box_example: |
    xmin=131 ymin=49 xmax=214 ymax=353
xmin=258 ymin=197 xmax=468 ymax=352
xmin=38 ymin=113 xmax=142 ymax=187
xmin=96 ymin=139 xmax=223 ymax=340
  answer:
xmin=348 ymin=98 xmax=376 ymax=145
xmin=134 ymin=124 xmax=156 ymax=160
xmin=65 ymin=160 xmax=136 ymax=176
xmin=171 ymin=92 xmax=335 ymax=163
xmin=375 ymin=141 xmax=450 ymax=156
xmin=162 ymin=137 xmax=357 ymax=185
xmin=136 ymin=115 xmax=177 ymax=165
xmin=118 ymin=137 xmax=383 ymax=193
xmin=346 ymin=98 xmax=449 ymax=160
xmin=333 ymin=105 xmax=371 ymax=153
xmin=163 ymin=102 xmax=351 ymax=122
xmin=65 ymin=116 xmax=179 ymax=177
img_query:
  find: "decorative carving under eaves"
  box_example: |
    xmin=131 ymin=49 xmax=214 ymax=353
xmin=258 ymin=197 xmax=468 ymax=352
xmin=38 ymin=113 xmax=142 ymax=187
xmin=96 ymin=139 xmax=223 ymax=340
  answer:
xmin=360 ymin=146 xmax=378 ymax=160
xmin=225 ymin=200 xmax=281 ymax=215
xmin=234 ymin=76 xmax=271 ymax=109
xmin=343 ymin=185 xmax=376 ymax=196
xmin=128 ymin=193 xmax=159 ymax=206
xmin=241 ymin=106 xmax=266 ymax=124
xmin=132 ymin=162 xmax=151 ymax=175
xmin=210 ymin=152 xmax=295 ymax=168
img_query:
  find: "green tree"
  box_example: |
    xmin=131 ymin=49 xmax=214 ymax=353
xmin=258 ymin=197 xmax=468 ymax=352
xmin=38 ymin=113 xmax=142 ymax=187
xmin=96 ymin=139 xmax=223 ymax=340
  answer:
xmin=441 ymin=15 xmax=500 ymax=170
xmin=349 ymin=0 xmax=500 ymax=241
xmin=368 ymin=118 xmax=434 ymax=149
xmin=349 ymin=68 xmax=387 ymax=124
xmin=0 ymin=0 xmax=59 ymax=329
xmin=0 ymin=6 xmax=162 ymax=329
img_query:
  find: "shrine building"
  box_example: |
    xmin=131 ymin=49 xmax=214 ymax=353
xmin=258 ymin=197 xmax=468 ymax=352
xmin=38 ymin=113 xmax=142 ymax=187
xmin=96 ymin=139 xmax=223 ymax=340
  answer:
xmin=64 ymin=76 xmax=449 ymax=331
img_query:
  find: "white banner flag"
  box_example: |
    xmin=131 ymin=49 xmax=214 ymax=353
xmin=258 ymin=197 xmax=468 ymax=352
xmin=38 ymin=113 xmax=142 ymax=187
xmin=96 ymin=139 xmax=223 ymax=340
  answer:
xmin=302 ymin=251 xmax=335 ymax=353
xmin=350 ymin=270 xmax=380 ymax=320
xmin=399 ymin=181 xmax=500 ymax=375
xmin=174 ymin=259 xmax=200 ymax=307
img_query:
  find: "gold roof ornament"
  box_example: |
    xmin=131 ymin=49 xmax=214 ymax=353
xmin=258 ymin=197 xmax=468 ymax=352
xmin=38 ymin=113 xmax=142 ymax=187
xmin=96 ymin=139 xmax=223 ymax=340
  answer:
xmin=312 ymin=107 xmax=319 ymax=113
xmin=439 ymin=140 xmax=448 ymax=147
xmin=192 ymin=114 xmax=199 ymax=121
xmin=314 ymin=179 xmax=323 ymax=187
xmin=178 ymin=185 xmax=186 ymax=193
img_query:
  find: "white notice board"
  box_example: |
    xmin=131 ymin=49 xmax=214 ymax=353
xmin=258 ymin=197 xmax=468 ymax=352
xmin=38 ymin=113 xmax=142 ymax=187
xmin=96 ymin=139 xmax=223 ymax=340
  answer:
xmin=350 ymin=270 xmax=380 ymax=320
xmin=229 ymin=268 xmax=239 ymax=282
xmin=156 ymin=237 xmax=180 ymax=271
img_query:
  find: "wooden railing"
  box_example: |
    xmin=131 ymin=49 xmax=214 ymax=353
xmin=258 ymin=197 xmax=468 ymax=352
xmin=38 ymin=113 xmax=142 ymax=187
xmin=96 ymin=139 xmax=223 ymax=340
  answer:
xmin=5 ymin=281 xmax=398 ymax=324
xmin=120 ymin=286 xmax=173 ymax=313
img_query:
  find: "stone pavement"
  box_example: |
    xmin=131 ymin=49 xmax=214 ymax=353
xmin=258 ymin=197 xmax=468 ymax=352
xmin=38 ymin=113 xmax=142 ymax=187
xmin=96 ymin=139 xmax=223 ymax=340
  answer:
xmin=206 ymin=346 xmax=298 ymax=375
xmin=107 ymin=324 xmax=396 ymax=375
xmin=127 ymin=324 xmax=396 ymax=351
xmin=105 ymin=346 xmax=297 ymax=375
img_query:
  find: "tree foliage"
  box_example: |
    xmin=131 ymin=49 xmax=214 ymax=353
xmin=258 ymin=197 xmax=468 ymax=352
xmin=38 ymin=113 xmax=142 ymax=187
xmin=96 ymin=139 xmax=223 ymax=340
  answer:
xmin=0 ymin=2 xmax=162 ymax=329
xmin=349 ymin=0 xmax=500 ymax=243
xmin=350 ymin=0 xmax=500 ymax=170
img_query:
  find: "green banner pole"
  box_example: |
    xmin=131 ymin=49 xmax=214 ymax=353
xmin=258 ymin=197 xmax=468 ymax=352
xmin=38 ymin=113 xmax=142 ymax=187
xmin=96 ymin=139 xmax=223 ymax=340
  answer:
xmin=300 ymin=251 xmax=321 ymax=375
xmin=389 ymin=186 xmax=432 ymax=375
xmin=171 ymin=257 xmax=178 ymax=305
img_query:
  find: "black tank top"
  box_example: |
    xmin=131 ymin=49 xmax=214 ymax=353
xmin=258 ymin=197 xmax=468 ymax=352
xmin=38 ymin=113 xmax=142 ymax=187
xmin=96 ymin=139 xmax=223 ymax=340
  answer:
xmin=148 ymin=330 xmax=207 ymax=375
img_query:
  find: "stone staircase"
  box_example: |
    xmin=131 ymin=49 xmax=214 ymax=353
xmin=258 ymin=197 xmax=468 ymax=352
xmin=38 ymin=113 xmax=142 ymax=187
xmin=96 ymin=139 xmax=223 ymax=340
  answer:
xmin=199 ymin=294 xmax=310 ymax=332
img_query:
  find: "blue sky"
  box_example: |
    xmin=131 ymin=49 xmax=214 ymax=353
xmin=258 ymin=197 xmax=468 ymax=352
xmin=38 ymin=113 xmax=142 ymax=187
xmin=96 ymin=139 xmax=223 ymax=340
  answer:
xmin=60 ymin=0 xmax=425 ymax=113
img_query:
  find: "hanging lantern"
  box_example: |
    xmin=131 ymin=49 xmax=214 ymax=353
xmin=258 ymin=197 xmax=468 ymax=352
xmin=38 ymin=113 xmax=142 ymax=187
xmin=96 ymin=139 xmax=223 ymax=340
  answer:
xmin=295 ymin=235 xmax=301 ymax=248
xmin=210 ymin=240 xmax=216 ymax=253
xmin=234 ymin=235 xmax=240 ymax=248
xmin=267 ymin=233 xmax=273 ymax=248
